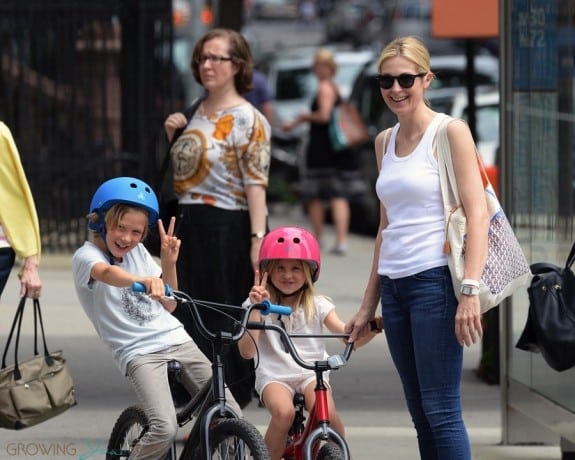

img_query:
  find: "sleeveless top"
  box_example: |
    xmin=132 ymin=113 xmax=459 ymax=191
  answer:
xmin=375 ymin=114 xmax=448 ymax=278
xmin=305 ymin=92 xmax=342 ymax=169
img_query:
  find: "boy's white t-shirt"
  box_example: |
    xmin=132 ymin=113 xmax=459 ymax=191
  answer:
xmin=246 ymin=295 xmax=335 ymax=387
xmin=72 ymin=241 xmax=191 ymax=375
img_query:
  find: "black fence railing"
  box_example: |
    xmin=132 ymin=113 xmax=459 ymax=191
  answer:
xmin=0 ymin=0 xmax=180 ymax=253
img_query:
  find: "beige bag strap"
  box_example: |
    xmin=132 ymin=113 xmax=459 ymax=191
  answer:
xmin=435 ymin=115 xmax=460 ymax=211
xmin=382 ymin=127 xmax=393 ymax=155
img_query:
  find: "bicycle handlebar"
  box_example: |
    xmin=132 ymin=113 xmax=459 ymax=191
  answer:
xmin=130 ymin=282 xmax=292 ymax=343
xmin=247 ymin=321 xmax=353 ymax=372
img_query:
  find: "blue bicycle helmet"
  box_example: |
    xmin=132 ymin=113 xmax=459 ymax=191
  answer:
xmin=88 ymin=177 xmax=159 ymax=232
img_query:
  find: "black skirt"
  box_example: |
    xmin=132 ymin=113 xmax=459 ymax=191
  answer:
xmin=172 ymin=204 xmax=256 ymax=408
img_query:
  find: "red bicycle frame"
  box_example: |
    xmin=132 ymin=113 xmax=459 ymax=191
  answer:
xmin=247 ymin=322 xmax=352 ymax=460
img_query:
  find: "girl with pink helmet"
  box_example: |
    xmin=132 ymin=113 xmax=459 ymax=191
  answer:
xmin=238 ymin=226 xmax=380 ymax=460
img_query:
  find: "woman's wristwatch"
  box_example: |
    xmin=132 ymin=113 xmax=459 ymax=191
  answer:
xmin=460 ymin=278 xmax=480 ymax=296
xmin=251 ymin=231 xmax=265 ymax=239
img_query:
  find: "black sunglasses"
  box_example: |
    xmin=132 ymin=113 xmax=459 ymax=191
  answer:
xmin=375 ymin=73 xmax=427 ymax=89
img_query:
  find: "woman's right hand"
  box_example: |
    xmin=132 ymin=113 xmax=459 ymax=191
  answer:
xmin=164 ymin=112 xmax=188 ymax=142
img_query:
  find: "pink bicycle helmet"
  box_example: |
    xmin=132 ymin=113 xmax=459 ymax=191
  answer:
xmin=259 ymin=226 xmax=321 ymax=282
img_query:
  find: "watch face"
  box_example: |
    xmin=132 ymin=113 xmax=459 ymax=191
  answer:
xmin=461 ymin=285 xmax=479 ymax=296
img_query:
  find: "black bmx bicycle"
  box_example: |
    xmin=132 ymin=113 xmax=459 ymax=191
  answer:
xmin=105 ymin=283 xmax=290 ymax=460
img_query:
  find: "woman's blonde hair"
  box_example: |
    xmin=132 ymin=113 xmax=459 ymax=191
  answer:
xmin=87 ymin=204 xmax=149 ymax=240
xmin=264 ymin=259 xmax=317 ymax=325
xmin=377 ymin=36 xmax=431 ymax=75
xmin=313 ymin=48 xmax=337 ymax=75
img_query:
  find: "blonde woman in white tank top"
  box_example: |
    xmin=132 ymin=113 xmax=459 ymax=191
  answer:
xmin=345 ymin=36 xmax=489 ymax=460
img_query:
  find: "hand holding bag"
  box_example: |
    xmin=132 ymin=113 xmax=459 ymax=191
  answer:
xmin=0 ymin=296 xmax=76 ymax=429
xmin=515 ymin=241 xmax=575 ymax=371
xmin=436 ymin=115 xmax=532 ymax=313
xmin=328 ymin=100 xmax=369 ymax=152
xmin=144 ymin=96 xmax=204 ymax=257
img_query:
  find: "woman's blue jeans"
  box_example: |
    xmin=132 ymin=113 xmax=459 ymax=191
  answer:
xmin=0 ymin=248 xmax=16 ymax=298
xmin=380 ymin=265 xmax=471 ymax=460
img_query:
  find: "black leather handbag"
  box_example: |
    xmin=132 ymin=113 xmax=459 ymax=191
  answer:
xmin=515 ymin=241 xmax=575 ymax=371
xmin=144 ymin=96 xmax=204 ymax=257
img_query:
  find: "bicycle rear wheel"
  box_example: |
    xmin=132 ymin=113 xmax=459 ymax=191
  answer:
xmin=192 ymin=418 xmax=269 ymax=460
xmin=317 ymin=442 xmax=345 ymax=460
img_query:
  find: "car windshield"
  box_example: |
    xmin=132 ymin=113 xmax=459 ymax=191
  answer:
xmin=275 ymin=60 xmax=370 ymax=102
xmin=275 ymin=67 xmax=314 ymax=101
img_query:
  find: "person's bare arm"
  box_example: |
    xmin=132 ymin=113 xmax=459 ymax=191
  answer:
xmin=345 ymin=129 xmax=390 ymax=342
xmin=238 ymin=271 xmax=268 ymax=359
xmin=447 ymin=119 xmax=489 ymax=346
xmin=245 ymin=184 xmax=267 ymax=272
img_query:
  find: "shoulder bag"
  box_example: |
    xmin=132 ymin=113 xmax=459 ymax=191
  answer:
xmin=515 ymin=241 xmax=575 ymax=371
xmin=0 ymin=296 xmax=76 ymax=429
xmin=328 ymin=100 xmax=369 ymax=152
xmin=436 ymin=115 xmax=532 ymax=313
xmin=144 ymin=96 xmax=204 ymax=257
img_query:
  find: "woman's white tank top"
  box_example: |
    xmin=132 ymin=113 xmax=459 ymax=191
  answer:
xmin=376 ymin=114 xmax=448 ymax=278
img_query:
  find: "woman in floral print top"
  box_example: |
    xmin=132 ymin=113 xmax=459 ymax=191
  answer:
xmin=163 ymin=28 xmax=271 ymax=408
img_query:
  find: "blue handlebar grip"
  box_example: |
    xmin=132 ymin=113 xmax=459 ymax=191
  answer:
xmin=261 ymin=299 xmax=292 ymax=316
xmin=131 ymin=282 xmax=171 ymax=296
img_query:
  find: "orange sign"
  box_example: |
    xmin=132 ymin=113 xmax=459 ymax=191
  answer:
xmin=432 ymin=0 xmax=499 ymax=38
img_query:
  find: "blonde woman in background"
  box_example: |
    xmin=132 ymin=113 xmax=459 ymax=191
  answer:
xmin=283 ymin=48 xmax=354 ymax=255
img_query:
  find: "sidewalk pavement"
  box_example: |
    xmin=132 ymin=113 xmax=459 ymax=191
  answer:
xmin=0 ymin=204 xmax=561 ymax=459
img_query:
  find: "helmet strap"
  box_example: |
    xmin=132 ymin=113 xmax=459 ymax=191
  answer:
xmin=97 ymin=226 xmax=117 ymax=265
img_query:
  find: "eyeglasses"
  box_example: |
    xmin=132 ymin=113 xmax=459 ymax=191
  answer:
xmin=196 ymin=54 xmax=233 ymax=65
xmin=375 ymin=73 xmax=427 ymax=90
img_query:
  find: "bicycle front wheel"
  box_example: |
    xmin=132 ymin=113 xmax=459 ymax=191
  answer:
xmin=106 ymin=406 xmax=148 ymax=460
xmin=192 ymin=418 xmax=269 ymax=460
xmin=317 ymin=442 xmax=345 ymax=460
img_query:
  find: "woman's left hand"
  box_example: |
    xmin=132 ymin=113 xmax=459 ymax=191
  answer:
xmin=455 ymin=295 xmax=483 ymax=347
xmin=19 ymin=258 xmax=42 ymax=299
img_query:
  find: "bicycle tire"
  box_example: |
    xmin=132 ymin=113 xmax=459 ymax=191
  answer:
xmin=317 ymin=442 xmax=345 ymax=460
xmin=191 ymin=418 xmax=270 ymax=460
xmin=106 ymin=406 xmax=149 ymax=459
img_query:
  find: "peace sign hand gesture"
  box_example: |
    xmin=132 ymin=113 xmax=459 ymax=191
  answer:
xmin=249 ymin=270 xmax=269 ymax=304
xmin=159 ymin=216 xmax=181 ymax=265
xmin=247 ymin=270 xmax=269 ymax=323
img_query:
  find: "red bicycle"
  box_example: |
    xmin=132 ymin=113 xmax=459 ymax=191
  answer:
xmin=247 ymin=321 xmax=353 ymax=460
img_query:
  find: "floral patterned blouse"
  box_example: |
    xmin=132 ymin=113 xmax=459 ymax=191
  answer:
xmin=170 ymin=102 xmax=271 ymax=210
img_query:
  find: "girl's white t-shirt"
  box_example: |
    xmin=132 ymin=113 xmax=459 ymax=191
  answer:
xmin=245 ymin=295 xmax=335 ymax=388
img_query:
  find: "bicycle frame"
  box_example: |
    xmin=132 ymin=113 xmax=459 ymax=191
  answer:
xmin=246 ymin=322 xmax=352 ymax=460
xmin=169 ymin=293 xmax=270 ymax=460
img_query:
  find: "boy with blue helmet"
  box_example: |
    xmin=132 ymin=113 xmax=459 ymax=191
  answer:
xmin=72 ymin=177 xmax=240 ymax=459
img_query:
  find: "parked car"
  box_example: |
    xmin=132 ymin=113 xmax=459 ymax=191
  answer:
xmin=265 ymin=46 xmax=374 ymax=141
xmin=346 ymin=53 xmax=500 ymax=234
xmin=263 ymin=45 xmax=375 ymax=199
xmin=262 ymin=46 xmax=375 ymax=201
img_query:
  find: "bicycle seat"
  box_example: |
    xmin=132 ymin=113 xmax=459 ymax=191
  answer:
xmin=167 ymin=360 xmax=191 ymax=408
xmin=293 ymin=393 xmax=305 ymax=408
xmin=167 ymin=360 xmax=183 ymax=380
